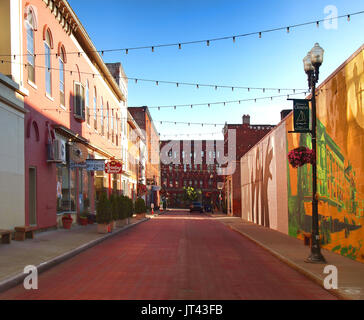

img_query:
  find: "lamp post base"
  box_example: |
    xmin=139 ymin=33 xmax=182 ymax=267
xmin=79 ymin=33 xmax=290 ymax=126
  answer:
xmin=305 ymin=252 xmax=326 ymax=264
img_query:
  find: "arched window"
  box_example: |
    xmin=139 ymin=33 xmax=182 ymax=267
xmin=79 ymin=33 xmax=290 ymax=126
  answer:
xmin=85 ymin=80 xmax=90 ymax=124
xmin=44 ymin=28 xmax=52 ymax=95
xmin=93 ymin=87 xmax=97 ymax=130
xmin=59 ymin=46 xmax=65 ymax=106
xmin=26 ymin=8 xmax=36 ymax=83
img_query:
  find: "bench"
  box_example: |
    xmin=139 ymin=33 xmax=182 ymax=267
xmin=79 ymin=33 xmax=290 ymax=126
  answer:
xmin=0 ymin=229 xmax=11 ymax=244
xmin=14 ymin=226 xmax=36 ymax=241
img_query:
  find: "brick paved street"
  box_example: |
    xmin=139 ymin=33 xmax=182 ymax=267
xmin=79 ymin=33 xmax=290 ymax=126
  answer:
xmin=0 ymin=211 xmax=337 ymax=300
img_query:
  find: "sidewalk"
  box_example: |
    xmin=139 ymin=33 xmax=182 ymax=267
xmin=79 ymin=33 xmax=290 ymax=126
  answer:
xmin=213 ymin=215 xmax=364 ymax=300
xmin=0 ymin=217 xmax=149 ymax=293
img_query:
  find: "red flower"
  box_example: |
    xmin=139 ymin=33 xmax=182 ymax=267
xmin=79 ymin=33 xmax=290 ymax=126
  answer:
xmin=288 ymin=147 xmax=315 ymax=168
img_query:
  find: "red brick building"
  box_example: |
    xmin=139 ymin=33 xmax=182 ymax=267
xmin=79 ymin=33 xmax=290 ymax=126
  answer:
xmin=0 ymin=0 xmax=129 ymax=229
xmin=160 ymin=140 xmax=225 ymax=209
xmin=128 ymin=106 xmax=161 ymax=207
xmin=224 ymin=115 xmax=274 ymax=217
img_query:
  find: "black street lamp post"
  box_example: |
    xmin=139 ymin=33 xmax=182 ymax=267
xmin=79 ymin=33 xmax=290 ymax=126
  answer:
xmin=303 ymin=43 xmax=326 ymax=264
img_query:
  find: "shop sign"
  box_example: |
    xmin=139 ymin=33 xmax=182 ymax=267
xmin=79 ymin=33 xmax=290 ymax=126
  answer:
xmin=293 ymin=99 xmax=310 ymax=132
xmin=86 ymin=159 xmax=105 ymax=171
xmin=105 ymin=160 xmax=123 ymax=174
xmin=70 ymin=161 xmax=87 ymax=169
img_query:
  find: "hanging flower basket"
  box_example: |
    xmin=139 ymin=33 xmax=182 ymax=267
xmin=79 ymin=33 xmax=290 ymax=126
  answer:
xmin=288 ymin=147 xmax=315 ymax=168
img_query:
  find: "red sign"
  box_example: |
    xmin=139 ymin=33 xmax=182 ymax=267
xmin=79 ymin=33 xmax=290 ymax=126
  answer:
xmin=105 ymin=160 xmax=123 ymax=174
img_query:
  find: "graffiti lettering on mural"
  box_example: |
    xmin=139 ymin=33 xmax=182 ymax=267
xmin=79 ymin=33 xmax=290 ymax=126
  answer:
xmin=23 ymin=265 xmax=38 ymax=290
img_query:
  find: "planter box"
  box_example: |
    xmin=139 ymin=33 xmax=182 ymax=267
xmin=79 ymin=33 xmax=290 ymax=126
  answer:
xmin=116 ymin=219 xmax=127 ymax=228
xmin=110 ymin=221 xmax=116 ymax=231
xmin=97 ymin=223 xmax=110 ymax=234
xmin=135 ymin=213 xmax=146 ymax=219
xmin=62 ymin=219 xmax=73 ymax=229
xmin=79 ymin=218 xmax=88 ymax=226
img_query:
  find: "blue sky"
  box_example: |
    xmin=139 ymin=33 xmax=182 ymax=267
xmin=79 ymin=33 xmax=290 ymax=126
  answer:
xmin=68 ymin=0 xmax=364 ymax=140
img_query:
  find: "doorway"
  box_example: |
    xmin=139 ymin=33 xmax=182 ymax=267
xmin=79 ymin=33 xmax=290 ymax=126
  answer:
xmin=29 ymin=167 xmax=37 ymax=226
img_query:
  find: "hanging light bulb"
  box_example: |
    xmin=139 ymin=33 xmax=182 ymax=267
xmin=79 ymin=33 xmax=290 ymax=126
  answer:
xmin=158 ymin=107 xmax=160 ymax=111
xmin=232 ymin=87 xmax=234 ymax=91
xmin=278 ymin=89 xmax=280 ymax=93
xmin=259 ymin=32 xmax=262 ymax=38
xmin=206 ymin=40 xmax=210 ymax=46
xmin=126 ymin=49 xmax=128 ymax=54
xmin=190 ymin=105 xmax=193 ymax=109
xmin=178 ymin=43 xmax=181 ymax=49
xmin=156 ymin=81 xmax=159 ymax=86
xmin=215 ymin=86 xmax=217 ymax=90
xmin=101 ymin=51 xmax=104 ymax=56
xmin=152 ymin=46 xmax=154 ymax=52
xmin=208 ymin=103 xmax=210 ymax=108
xmin=135 ymin=79 xmax=138 ymax=84
xmin=347 ymin=15 xmax=350 ymax=21
xmin=287 ymin=27 xmax=290 ymax=33
xmin=196 ymin=84 xmax=199 ymax=89
xmin=176 ymin=83 xmax=179 ymax=87
xmin=316 ymin=21 xmax=319 ymax=28
xmin=263 ymin=88 xmax=265 ymax=93
xmin=174 ymin=106 xmax=176 ymax=110
xmin=233 ymin=36 xmax=236 ymax=43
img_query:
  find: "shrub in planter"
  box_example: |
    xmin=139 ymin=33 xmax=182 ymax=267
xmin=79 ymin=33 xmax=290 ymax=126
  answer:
xmin=115 ymin=195 xmax=127 ymax=227
xmin=62 ymin=214 xmax=73 ymax=229
xmin=135 ymin=197 xmax=146 ymax=219
xmin=96 ymin=192 xmax=112 ymax=233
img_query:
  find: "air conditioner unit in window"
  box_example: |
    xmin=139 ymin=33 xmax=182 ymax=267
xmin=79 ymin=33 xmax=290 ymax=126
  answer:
xmin=47 ymin=139 xmax=66 ymax=163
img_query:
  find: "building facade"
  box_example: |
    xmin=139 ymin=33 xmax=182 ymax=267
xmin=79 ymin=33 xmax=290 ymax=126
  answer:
xmin=223 ymin=115 xmax=274 ymax=216
xmin=0 ymin=0 xmax=129 ymax=229
xmin=128 ymin=106 xmax=160 ymax=207
xmin=160 ymin=140 xmax=225 ymax=209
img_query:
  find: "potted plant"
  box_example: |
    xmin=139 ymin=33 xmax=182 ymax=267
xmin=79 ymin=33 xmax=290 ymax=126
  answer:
xmin=62 ymin=214 xmax=73 ymax=229
xmin=288 ymin=146 xmax=315 ymax=168
xmin=96 ymin=192 xmax=112 ymax=233
xmin=79 ymin=210 xmax=89 ymax=226
xmin=135 ymin=197 xmax=147 ymax=219
xmin=110 ymin=194 xmax=119 ymax=231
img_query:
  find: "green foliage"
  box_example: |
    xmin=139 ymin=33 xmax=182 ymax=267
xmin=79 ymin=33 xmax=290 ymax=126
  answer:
xmin=183 ymin=186 xmax=201 ymax=202
xmin=135 ymin=197 xmax=146 ymax=214
xmin=96 ymin=192 xmax=112 ymax=224
xmin=110 ymin=194 xmax=119 ymax=221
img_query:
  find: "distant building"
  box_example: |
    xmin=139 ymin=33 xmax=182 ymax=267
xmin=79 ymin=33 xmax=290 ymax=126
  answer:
xmin=160 ymin=140 xmax=225 ymax=209
xmin=223 ymin=115 xmax=275 ymax=217
xmin=128 ymin=106 xmax=160 ymax=207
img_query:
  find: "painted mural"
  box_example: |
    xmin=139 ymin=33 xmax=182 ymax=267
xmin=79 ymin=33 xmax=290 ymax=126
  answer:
xmin=241 ymin=123 xmax=289 ymax=233
xmin=286 ymin=45 xmax=364 ymax=263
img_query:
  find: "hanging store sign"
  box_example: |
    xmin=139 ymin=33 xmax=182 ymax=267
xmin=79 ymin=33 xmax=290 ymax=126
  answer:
xmin=293 ymin=99 xmax=310 ymax=133
xmin=105 ymin=160 xmax=123 ymax=174
xmin=86 ymin=159 xmax=105 ymax=171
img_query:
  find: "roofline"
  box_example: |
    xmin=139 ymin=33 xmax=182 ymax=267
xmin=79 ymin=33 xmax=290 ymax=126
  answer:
xmin=61 ymin=0 xmax=126 ymax=102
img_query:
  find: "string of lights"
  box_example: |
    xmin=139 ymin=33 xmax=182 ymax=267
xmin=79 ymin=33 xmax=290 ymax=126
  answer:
xmin=0 ymin=59 xmax=305 ymax=92
xmin=0 ymin=10 xmax=361 ymax=57
xmin=41 ymin=107 xmax=228 ymax=126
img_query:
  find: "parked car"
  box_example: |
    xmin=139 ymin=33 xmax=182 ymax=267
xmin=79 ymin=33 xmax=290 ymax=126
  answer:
xmin=190 ymin=202 xmax=204 ymax=213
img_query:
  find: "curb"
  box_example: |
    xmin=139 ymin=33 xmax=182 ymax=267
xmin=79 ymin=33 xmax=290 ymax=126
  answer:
xmin=0 ymin=218 xmax=149 ymax=294
xmin=224 ymin=223 xmax=352 ymax=300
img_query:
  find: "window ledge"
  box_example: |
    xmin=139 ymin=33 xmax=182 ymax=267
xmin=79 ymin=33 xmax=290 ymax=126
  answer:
xmin=27 ymin=80 xmax=37 ymax=90
xmin=45 ymin=93 xmax=54 ymax=101
xmin=59 ymin=104 xmax=66 ymax=111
